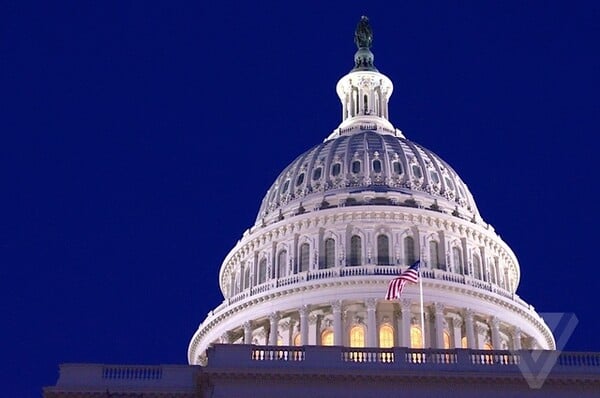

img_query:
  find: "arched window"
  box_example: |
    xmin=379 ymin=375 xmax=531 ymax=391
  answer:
xmin=350 ymin=325 xmax=365 ymax=348
xmin=392 ymin=161 xmax=403 ymax=175
xmin=312 ymin=167 xmax=322 ymax=181
xmin=229 ymin=273 xmax=236 ymax=297
xmin=258 ymin=259 xmax=267 ymax=284
xmin=453 ymin=247 xmax=464 ymax=274
xmin=377 ymin=234 xmax=390 ymax=265
xmin=243 ymin=265 xmax=250 ymax=289
xmin=461 ymin=336 xmax=468 ymax=349
xmin=324 ymin=238 xmax=335 ymax=269
xmin=473 ymin=254 xmax=482 ymax=280
xmin=490 ymin=258 xmax=499 ymax=285
xmin=331 ymin=163 xmax=341 ymax=177
xmin=299 ymin=243 xmax=310 ymax=272
xmin=373 ymin=159 xmax=382 ymax=173
xmin=379 ymin=324 xmax=394 ymax=348
xmin=296 ymin=173 xmax=305 ymax=186
xmin=351 ymin=160 xmax=361 ymax=174
xmin=321 ymin=330 xmax=334 ymax=346
xmin=412 ymin=165 xmax=423 ymax=179
xmin=404 ymin=236 xmax=415 ymax=265
xmin=277 ymin=337 xmax=284 ymax=346
xmin=349 ymin=235 xmax=362 ymax=266
xmin=277 ymin=250 xmax=287 ymax=279
xmin=234 ymin=271 xmax=241 ymax=295
xmin=483 ymin=342 xmax=493 ymax=350
xmin=443 ymin=331 xmax=451 ymax=349
xmin=410 ymin=326 xmax=423 ymax=349
xmin=429 ymin=241 xmax=440 ymax=269
xmin=293 ymin=334 xmax=301 ymax=346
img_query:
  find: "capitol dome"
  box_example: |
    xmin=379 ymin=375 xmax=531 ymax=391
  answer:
xmin=188 ymin=17 xmax=554 ymax=365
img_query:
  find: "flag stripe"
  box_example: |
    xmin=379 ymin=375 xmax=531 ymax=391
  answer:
xmin=385 ymin=260 xmax=420 ymax=300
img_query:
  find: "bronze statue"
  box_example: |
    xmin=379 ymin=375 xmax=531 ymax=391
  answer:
xmin=354 ymin=16 xmax=373 ymax=49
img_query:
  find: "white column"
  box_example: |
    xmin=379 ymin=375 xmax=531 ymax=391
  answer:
xmin=332 ymin=300 xmax=343 ymax=345
xmin=299 ymin=305 xmax=310 ymax=346
xmin=401 ymin=299 xmax=412 ymax=347
xmin=269 ymin=312 xmax=280 ymax=346
xmin=490 ymin=317 xmax=501 ymax=350
xmin=452 ymin=318 xmax=463 ymax=348
xmin=434 ymin=303 xmax=445 ymax=349
xmin=243 ymin=321 xmax=253 ymax=344
xmin=366 ymin=298 xmax=377 ymax=347
xmin=464 ymin=309 xmax=476 ymax=349
xmin=512 ymin=327 xmax=522 ymax=350
xmin=394 ymin=310 xmax=403 ymax=347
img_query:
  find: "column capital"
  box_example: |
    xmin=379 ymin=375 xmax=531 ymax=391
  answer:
xmin=269 ymin=311 xmax=280 ymax=323
xmin=433 ymin=302 xmax=444 ymax=314
xmin=299 ymin=305 xmax=311 ymax=317
xmin=366 ymin=297 xmax=377 ymax=310
xmin=463 ymin=308 xmax=474 ymax=320
xmin=331 ymin=300 xmax=343 ymax=312
xmin=490 ymin=316 xmax=500 ymax=329
xmin=243 ymin=320 xmax=253 ymax=330
xmin=512 ymin=327 xmax=521 ymax=337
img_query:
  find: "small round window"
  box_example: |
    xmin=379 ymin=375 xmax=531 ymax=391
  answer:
xmin=313 ymin=167 xmax=322 ymax=180
xmin=373 ymin=159 xmax=382 ymax=173
xmin=352 ymin=160 xmax=361 ymax=174
xmin=296 ymin=173 xmax=305 ymax=186
xmin=331 ymin=163 xmax=341 ymax=177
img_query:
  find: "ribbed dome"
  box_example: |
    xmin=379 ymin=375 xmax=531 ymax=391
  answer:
xmin=256 ymin=130 xmax=481 ymax=226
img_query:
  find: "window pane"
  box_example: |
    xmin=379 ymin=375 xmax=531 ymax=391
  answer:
xmin=300 ymin=243 xmax=310 ymax=272
xmin=373 ymin=159 xmax=382 ymax=173
xmin=412 ymin=165 xmax=422 ymax=179
xmin=379 ymin=325 xmax=394 ymax=348
xmin=312 ymin=167 xmax=322 ymax=180
xmin=352 ymin=160 xmax=361 ymax=174
xmin=393 ymin=161 xmax=403 ymax=174
xmin=332 ymin=163 xmax=341 ymax=176
xmin=350 ymin=326 xmax=365 ymax=348
xmin=321 ymin=330 xmax=334 ymax=346
xmin=350 ymin=235 xmax=361 ymax=266
xmin=296 ymin=173 xmax=305 ymax=186
xmin=325 ymin=238 xmax=335 ymax=268
xmin=404 ymin=237 xmax=415 ymax=265
xmin=410 ymin=326 xmax=423 ymax=348
xmin=377 ymin=235 xmax=389 ymax=265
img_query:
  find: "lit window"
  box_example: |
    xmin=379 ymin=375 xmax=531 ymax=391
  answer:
xmin=321 ymin=330 xmax=334 ymax=346
xmin=373 ymin=159 xmax=382 ymax=173
xmin=293 ymin=334 xmax=301 ymax=346
xmin=312 ymin=167 xmax=322 ymax=180
xmin=483 ymin=343 xmax=493 ymax=350
xmin=352 ymin=160 xmax=361 ymax=174
xmin=350 ymin=326 xmax=365 ymax=348
xmin=461 ymin=336 xmax=468 ymax=348
xmin=277 ymin=338 xmax=284 ymax=346
xmin=410 ymin=326 xmax=423 ymax=348
xmin=443 ymin=331 xmax=451 ymax=349
xmin=379 ymin=324 xmax=394 ymax=348
xmin=331 ymin=163 xmax=341 ymax=176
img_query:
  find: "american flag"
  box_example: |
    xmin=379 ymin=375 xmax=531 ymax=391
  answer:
xmin=385 ymin=260 xmax=421 ymax=300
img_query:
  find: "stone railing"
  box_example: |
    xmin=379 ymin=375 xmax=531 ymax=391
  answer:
xmin=224 ymin=265 xmax=523 ymax=310
xmin=208 ymin=344 xmax=600 ymax=374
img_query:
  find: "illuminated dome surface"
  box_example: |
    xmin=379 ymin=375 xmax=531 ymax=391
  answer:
xmin=188 ymin=17 xmax=554 ymax=365
xmin=256 ymin=130 xmax=481 ymax=227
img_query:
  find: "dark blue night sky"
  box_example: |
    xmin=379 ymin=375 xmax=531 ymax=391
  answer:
xmin=1 ymin=2 xmax=598 ymax=396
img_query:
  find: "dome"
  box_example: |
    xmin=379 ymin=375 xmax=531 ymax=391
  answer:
xmin=188 ymin=17 xmax=554 ymax=366
xmin=256 ymin=130 xmax=481 ymax=227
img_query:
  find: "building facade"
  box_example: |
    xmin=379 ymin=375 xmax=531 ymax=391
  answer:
xmin=45 ymin=17 xmax=600 ymax=398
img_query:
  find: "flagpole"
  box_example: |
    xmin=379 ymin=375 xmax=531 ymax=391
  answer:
xmin=419 ymin=238 xmax=425 ymax=349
